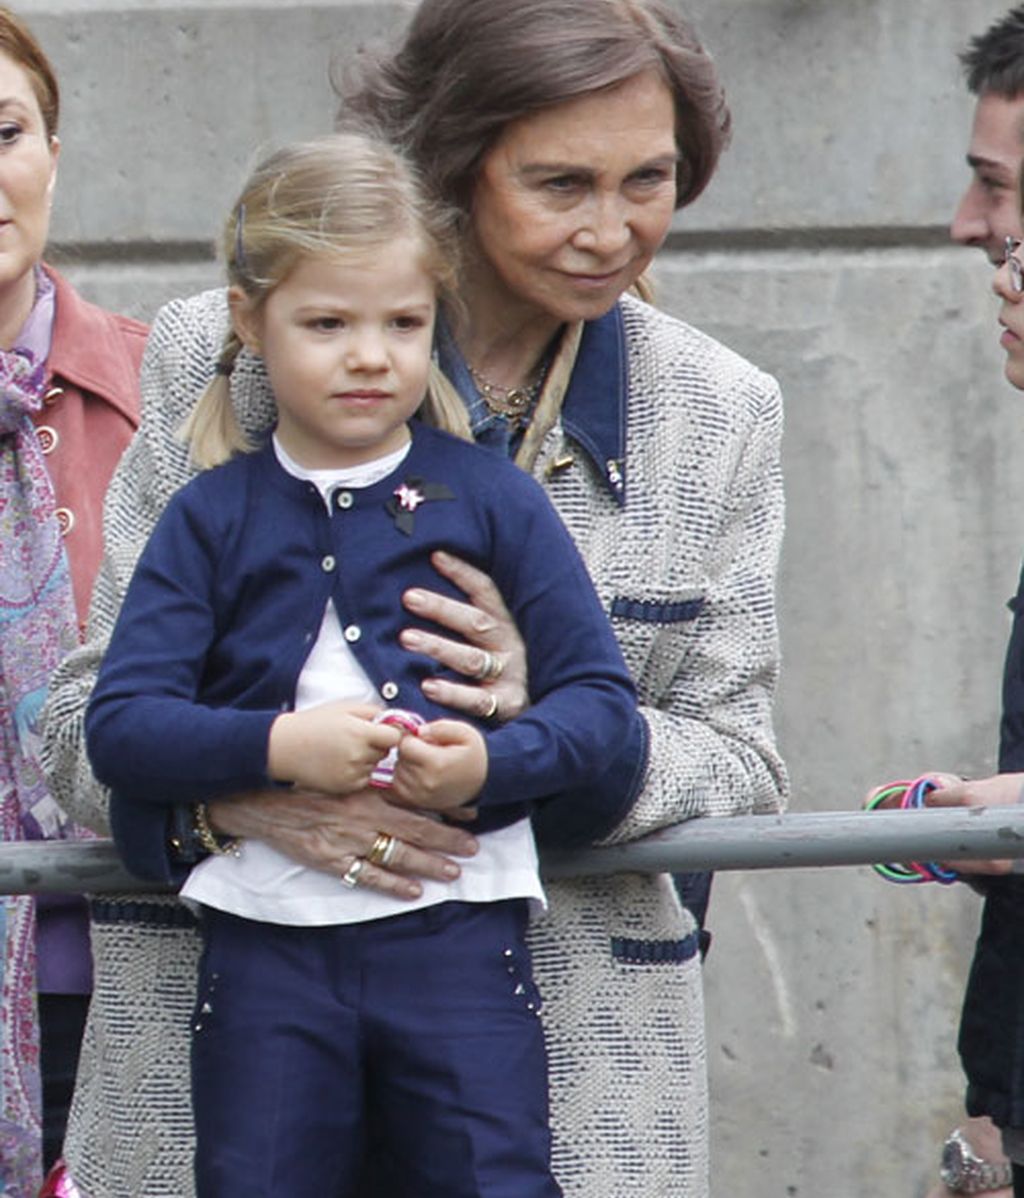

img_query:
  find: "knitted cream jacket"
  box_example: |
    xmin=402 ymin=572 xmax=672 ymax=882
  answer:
xmin=43 ymin=288 xmax=787 ymax=1198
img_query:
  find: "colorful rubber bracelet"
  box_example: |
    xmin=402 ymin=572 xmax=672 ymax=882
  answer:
xmin=866 ymin=777 xmax=959 ymax=885
xmin=901 ymin=778 xmax=959 ymax=883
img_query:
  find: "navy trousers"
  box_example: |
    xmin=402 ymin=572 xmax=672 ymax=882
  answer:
xmin=191 ymin=899 xmax=562 ymax=1198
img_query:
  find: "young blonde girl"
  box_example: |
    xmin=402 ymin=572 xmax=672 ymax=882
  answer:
xmin=83 ymin=132 xmax=637 ymax=1197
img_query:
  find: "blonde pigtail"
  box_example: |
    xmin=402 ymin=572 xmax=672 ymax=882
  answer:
xmin=178 ymin=332 xmax=254 ymax=469
xmin=422 ymin=361 xmax=473 ymax=442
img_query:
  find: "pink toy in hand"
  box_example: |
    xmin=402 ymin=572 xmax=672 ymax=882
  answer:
xmin=370 ymin=709 xmax=425 ymax=788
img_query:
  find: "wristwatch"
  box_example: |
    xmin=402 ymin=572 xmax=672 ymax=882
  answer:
xmin=940 ymin=1128 xmax=1013 ymax=1193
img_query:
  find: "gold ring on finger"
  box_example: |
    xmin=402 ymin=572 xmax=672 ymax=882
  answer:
xmin=483 ymin=692 xmax=500 ymax=722
xmin=482 ymin=653 xmax=504 ymax=681
xmin=341 ymin=857 xmax=366 ymax=888
xmin=366 ymin=832 xmax=397 ymax=868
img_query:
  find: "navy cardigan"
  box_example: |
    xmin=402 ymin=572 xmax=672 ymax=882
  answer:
xmin=86 ymin=422 xmax=638 ymax=879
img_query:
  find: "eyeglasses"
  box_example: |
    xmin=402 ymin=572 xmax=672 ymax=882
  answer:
xmin=1005 ymin=235 xmax=1024 ymax=294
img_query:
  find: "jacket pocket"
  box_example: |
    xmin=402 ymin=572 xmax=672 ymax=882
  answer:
xmin=608 ymin=589 xmax=705 ymax=698
xmin=610 ymin=933 xmax=701 ymax=967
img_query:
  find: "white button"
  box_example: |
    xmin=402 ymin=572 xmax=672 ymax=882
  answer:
xmin=337 ymin=491 xmax=353 ymax=510
xmin=381 ymin=681 xmax=399 ymax=700
xmin=55 ymin=507 xmax=74 ymax=536
xmin=36 ymin=425 xmax=58 ymax=454
xmin=44 ymin=386 xmax=64 ymax=407
xmin=343 ymin=625 xmax=361 ymax=643
xmin=321 ymin=555 xmax=336 ymax=572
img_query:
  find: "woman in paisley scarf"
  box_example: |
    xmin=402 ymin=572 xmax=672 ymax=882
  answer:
xmin=0 ymin=7 xmax=146 ymax=1194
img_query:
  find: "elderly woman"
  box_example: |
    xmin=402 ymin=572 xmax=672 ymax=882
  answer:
xmin=42 ymin=1 xmax=786 ymax=1195
xmin=0 ymin=5 xmax=145 ymax=1192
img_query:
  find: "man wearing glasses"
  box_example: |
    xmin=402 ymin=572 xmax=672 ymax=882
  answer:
xmin=923 ymin=9 xmax=1024 ymax=1196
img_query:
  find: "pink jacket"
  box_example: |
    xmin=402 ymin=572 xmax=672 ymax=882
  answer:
xmin=33 ymin=265 xmax=146 ymax=625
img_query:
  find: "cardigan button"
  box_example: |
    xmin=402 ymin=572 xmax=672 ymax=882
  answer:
xmin=343 ymin=625 xmax=362 ymax=643
xmin=43 ymin=385 xmax=64 ymax=406
xmin=55 ymin=507 xmax=74 ymax=536
xmin=381 ymin=681 xmax=399 ymax=701
xmin=336 ymin=490 xmax=353 ymax=510
xmin=36 ymin=424 xmax=58 ymax=454
xmin=320 ymin=554 xmax=336 ymax=572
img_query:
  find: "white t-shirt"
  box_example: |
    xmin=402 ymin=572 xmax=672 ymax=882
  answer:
xmin=181 ymin=435 xmax=545 ymax=925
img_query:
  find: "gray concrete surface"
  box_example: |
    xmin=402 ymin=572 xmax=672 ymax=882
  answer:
xmin=18 ymin=0 xmax=1024 ymax=1193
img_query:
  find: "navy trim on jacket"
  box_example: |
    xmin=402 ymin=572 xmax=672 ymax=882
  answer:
xmin=435 ymin=305 xmax=628 ymax=505
xmin=559 ymin=307 xmax=628 ymax=506
xmin=436 ymin=304 xmax=647 ymax=851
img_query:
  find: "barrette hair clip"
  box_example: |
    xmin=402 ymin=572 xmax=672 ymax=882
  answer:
xmin=234 ymin=202 xmax=248 ymax=275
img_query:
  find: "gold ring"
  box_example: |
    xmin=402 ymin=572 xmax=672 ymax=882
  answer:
xmin=341 ymin=858 xmax=366 ymax=888
xmin=483 ymin=693 xmax=499 ymax=721
xmin=483 ymin=653 xmax=504 ymax=681
xmin=366 ymin=832 xmax=397 ymax=867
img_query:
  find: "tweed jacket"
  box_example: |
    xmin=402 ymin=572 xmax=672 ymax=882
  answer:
xmin=42 ymin=287 xmax=787 ymax=1198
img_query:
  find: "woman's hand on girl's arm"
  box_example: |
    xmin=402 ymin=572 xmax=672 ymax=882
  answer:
xmin=400 ymin=550 xmax=528 ymax=722
xmin=206 ymin=787 xmax=478 ymax=900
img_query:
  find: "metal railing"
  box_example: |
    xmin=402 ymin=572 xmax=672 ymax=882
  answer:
xmin=3 ymin=805 xmax=1024 ymax=893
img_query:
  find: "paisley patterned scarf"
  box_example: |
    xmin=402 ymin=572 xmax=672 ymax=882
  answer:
xmin=0 ymin=270 xmax=77 ymax=1196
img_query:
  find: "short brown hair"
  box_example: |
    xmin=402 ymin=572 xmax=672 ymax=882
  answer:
xmin=961 ymin=5 xmax=1024 ymax=99
xmin=0 ymin=7 xmax=58 ymax=138
xmin=339 ymin=0 xmax=730 ymax=220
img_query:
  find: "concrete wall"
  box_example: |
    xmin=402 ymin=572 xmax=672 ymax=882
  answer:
xmin=19 ymin=0 xmax=1024 ymax=1193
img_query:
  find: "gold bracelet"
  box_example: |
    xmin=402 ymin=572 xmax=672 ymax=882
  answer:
xmin=193 ymin=803 xmax=241 ymax=858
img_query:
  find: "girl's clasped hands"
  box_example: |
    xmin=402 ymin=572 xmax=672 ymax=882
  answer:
xmin=267 ymin=700 xmax=486 ymax=813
